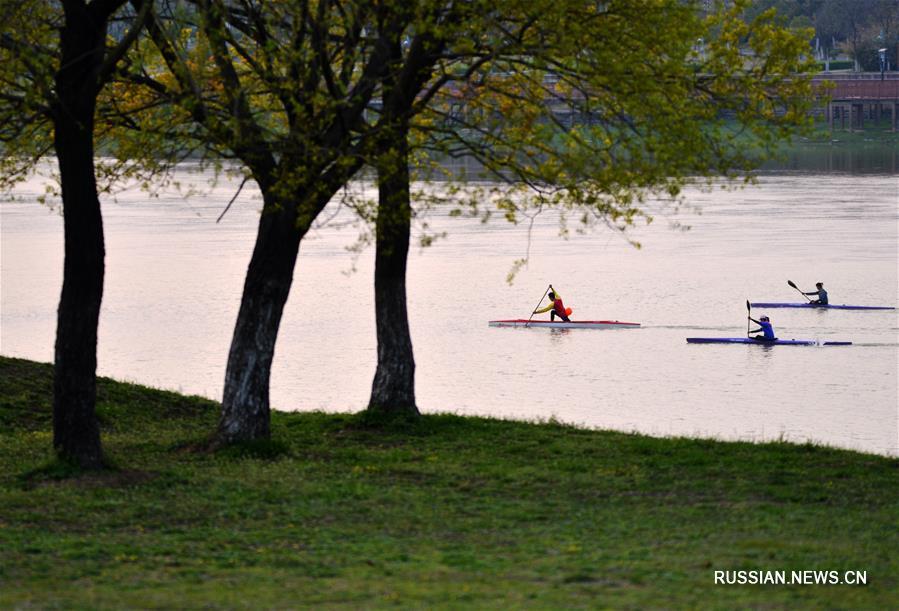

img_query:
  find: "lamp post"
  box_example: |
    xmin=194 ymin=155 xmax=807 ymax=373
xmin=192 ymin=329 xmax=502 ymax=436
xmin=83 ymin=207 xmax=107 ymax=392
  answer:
xmin=878 ymin=48 xmax=887 ymax=81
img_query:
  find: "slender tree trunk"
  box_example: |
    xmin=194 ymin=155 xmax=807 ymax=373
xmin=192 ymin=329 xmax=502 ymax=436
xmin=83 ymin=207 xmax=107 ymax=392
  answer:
xmin=51 ymin=3 xmax=107 ymax=468
xmin=367 ymin=122 xmax=418 ymax=417
xmin=217 ymin=198 xmax=304 ymax=444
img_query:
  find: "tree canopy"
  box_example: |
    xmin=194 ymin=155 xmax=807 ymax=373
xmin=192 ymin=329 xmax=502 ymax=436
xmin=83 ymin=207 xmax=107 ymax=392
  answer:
xmin=747 ymin=0 xmax=899 ymax=66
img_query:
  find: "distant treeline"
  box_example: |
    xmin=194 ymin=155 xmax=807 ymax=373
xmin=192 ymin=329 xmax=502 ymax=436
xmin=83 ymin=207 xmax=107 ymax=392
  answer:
xmin=744 ymin=0 xmax=899 ymax=70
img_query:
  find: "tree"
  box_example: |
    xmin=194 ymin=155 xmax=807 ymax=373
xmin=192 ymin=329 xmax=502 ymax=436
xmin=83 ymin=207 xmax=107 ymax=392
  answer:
xmin=816 ymin=0 xmax=878 ymax=69
xmin=361 ymin=0 xmax=818 ymax=420
xmin=0 ymin=0 xmax=149 ymax=467
xmin=364 ymin=2 xmax=501 ymax=418
xmin=861 ymin=0 xmax=899 ymax=70
xmin=366 ymin=7 xmax=430 ymax=419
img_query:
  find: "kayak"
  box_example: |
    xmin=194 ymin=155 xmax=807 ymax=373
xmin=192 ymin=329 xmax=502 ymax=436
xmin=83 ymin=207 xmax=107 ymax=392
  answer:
xmin=749 ymin=302 xmax=894 ymax=311
xmin=686 ymin=337 xmax=851 ymax=346
xmin=489 ymin=319 xmax=640 ymax=329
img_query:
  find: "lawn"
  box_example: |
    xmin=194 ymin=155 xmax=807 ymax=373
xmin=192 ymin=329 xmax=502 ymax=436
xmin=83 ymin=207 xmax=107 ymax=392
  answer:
xmin=1 ymin=356 xmax=896 ymax=608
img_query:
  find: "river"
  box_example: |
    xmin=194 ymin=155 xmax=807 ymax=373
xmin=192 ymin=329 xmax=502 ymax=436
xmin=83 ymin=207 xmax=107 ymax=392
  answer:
xmin=1 ymin=159 xmax=897 ymax=455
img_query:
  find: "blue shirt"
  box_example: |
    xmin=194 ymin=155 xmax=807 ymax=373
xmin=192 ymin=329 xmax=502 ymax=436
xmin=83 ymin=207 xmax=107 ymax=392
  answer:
xmin=758 ymin=320 xmax=775 ymax=340
xmin=806 ymin=288 xmax=828 ymax=304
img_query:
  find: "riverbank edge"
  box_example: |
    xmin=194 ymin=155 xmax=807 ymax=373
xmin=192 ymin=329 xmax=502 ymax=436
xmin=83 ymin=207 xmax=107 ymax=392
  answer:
xmin=1 ymin=355 xmax=897 ymax=608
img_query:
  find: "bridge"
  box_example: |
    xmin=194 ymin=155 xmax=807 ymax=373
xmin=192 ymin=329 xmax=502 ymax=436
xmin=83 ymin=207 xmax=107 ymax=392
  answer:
xmin=815 ymin=74 xmax=899 ymax=131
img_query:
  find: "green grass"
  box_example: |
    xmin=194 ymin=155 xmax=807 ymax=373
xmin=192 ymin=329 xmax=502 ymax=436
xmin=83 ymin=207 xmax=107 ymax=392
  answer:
xmin=1 ymin=356 xmax=897 ymax=608
xmin=799 ymin=119 xmax=899 ymax=144
xmin=817 ymin=62 xmax=855 ymax=71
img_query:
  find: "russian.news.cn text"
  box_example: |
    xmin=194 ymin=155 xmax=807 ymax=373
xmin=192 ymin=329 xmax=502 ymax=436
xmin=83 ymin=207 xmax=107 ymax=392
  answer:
xmin=714 ymin=570 xmax=867 ymax=586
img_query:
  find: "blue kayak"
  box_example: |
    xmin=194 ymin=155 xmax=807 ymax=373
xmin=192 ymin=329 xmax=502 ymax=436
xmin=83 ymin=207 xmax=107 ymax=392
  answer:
xmin=686 ymin=337 xmax=852 ymax=346
xmin=749 ymin=302 xmax=893 ymax=311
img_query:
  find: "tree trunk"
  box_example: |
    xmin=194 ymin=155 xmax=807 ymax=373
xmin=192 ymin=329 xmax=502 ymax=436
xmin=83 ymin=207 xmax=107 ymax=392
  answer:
xmin=217 ymin=198 xmax=304 ymax=444
xmin=51 ymin=3 xmax=108 ymax=468
xmin=53 ymin=113 xmax=105 ymax=467
xmin=367 ymin=124 xmax=418 ymax=418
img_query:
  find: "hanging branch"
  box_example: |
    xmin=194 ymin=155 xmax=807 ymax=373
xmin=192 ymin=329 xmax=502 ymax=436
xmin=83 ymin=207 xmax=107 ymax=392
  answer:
xmin=216 ymin=174 xmax=250 ymax=222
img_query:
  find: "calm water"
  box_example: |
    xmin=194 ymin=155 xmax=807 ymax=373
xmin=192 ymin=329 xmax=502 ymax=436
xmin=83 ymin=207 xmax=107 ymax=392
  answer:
xmin=2 ymin=168 xmax=897 ymax=455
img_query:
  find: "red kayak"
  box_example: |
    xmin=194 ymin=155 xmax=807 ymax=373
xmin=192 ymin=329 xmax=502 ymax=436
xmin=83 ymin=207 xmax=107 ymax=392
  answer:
xmin=489 ymin=319 xmax=640 ymax=329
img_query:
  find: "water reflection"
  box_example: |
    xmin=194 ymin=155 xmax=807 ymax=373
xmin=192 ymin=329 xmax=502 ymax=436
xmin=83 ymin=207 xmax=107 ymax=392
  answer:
xmin=433 ymin=142 xmax=899 ymax=177
xmin=763 ymin=142 xmax=898 ymax=174
xmin=548 ymin=328 xmax=573 ymax=341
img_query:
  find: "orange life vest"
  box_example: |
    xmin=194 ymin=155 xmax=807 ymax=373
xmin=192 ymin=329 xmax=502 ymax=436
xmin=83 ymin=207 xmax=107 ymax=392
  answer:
xmin=553 ymin=297 xmax=566 ymax=315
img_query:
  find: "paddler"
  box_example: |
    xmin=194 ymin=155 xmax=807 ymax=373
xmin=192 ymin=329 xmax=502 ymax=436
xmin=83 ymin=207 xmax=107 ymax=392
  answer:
xmin=748 ymin=315 xmax=776 ymax=341
xmin=803 ymin=282 xmax=829 ymax=305
xmin=533 ymin=284 xmax=572 ymax=322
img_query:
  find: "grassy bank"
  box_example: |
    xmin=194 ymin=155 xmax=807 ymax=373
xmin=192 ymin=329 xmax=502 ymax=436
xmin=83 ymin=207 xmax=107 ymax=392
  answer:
xmin=798 ymin=120 xmax=899 ymax=145
xmin=1 ymin=356 xmax=897 ymax=608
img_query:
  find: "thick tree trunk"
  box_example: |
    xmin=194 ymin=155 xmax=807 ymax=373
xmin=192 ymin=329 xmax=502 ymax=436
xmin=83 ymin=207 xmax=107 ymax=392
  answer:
xmin=217 ymin=199 xmax=304 ymax=444
xmin=367 ymin=127 xmax=418 ymax=417
xmin=53 ymin=114 xmax=105 ymax=467
xmin=51 ymin=4 xmax=108 ymax=468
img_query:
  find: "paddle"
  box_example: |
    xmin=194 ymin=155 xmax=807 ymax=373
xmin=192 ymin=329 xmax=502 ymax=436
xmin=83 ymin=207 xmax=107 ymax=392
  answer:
xmin=526 ymin=284 xmax=551 ymax=328
xmin=746 ymin=300 xmax=751 ymax=336
xmin=788 ymin=279 xmax=812 ymax=303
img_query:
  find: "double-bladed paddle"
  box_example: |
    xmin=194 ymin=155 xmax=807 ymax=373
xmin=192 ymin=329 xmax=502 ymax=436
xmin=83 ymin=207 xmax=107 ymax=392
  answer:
xmin=787 ymin=279 xmax=812 ymax=303
xmin=526 ymin=284 xmax=551 ymax=328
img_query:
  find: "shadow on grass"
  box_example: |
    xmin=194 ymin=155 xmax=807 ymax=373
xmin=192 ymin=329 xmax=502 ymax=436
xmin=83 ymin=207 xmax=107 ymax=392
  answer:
xmin=341 ymin=409 xmax=499 ymax=439
xmin=17 ymin=457 xmax=158 ymax=490
xmin=214 ymin=438 xmax=292 ymax=461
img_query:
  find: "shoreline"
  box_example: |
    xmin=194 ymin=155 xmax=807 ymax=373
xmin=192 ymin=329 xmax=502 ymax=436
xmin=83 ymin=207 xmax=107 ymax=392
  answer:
xmin=3 ymin=355 xmax=893 ymax=458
